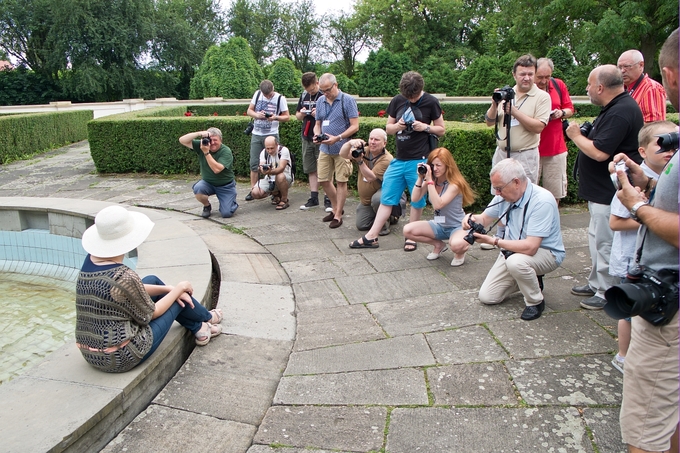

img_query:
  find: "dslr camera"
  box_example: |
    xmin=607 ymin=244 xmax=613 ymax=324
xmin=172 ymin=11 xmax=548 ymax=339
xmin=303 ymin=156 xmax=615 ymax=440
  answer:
xmin=351 ymin=143 xmax=365 ymax=159
xmin=604 ymin=265 xmax=679 ymax=326
xmin=314 ymin=133 xmax=329 ymax=143
xmin=417 ymin=162 xmax=432 ymax=175
xmin=264 ymin=112 xmax=273 ymax=118
xmin=492 ymin=85 xmax=515 ymax=103
xmin=656 ymin=131 xmax=679 ymax=152
xmin=404 ymin=121 xmax=414 ymax=132
xmin=563 ymin=120 xmax=593 ymax=141
xmin=201 ymin=136 xmax=211 ymax=146
xmin=244 ymin=121 xmax=254 ymax=135
xmin=463 ymin=219 xmax=487 ymax=245
xmin=261 ymin=164 xmax=271 ymax=172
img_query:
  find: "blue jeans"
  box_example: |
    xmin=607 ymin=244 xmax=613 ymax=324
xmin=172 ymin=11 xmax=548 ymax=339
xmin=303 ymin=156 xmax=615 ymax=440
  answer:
xmin=141 ymin=275 xmax=212 ymax=361
xmin=193 ymin=179 xmax=239 ymax=218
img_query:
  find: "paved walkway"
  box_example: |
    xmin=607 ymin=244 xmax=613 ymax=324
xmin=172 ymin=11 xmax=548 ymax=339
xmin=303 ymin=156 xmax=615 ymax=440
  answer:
xmin=0 ymin=141 xmax=624 ymax=453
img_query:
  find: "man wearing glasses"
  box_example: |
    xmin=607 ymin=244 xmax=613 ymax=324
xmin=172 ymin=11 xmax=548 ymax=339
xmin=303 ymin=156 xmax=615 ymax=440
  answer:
xmin=449 ymin=158 xmax=565 ymax=321
xmin=617 ymin=49 xmax=666 ymax=123
xmin=313 ymin=73 xmax=359 ymax=228
xmin=564 ymin=65 xmax=643 ymax=310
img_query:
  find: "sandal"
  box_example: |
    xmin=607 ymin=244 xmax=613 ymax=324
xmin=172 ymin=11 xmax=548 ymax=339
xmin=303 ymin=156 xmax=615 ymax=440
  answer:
xmin=209 ymin=308 xmax=223 ymax=324
xmin=276 ymin=199 xmax=289 ymax=210
xmin=271 ymin=196 xmax=281 ymax=205
xmin=349 ymin=235 xmax=379 ymax=249
xmin=404 ymin=240 xmax=418 ymax=252
xmin=195 ymin=322 xmax=222 ymax=346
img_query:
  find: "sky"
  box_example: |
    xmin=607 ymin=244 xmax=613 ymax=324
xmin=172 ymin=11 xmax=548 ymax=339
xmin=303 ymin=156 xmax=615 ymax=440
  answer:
xmin=220 ymin=0 xmax=357 ymax=17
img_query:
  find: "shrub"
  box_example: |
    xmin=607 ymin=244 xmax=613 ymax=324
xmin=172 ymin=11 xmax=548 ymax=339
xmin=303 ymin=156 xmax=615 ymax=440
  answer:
xmin=0 ymin=111 xmax=92 ymax=164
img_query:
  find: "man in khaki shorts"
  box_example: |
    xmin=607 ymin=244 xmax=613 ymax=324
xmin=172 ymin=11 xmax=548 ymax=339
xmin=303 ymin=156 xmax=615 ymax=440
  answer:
xmin=535 ymin=58 xmax=574 ymax=204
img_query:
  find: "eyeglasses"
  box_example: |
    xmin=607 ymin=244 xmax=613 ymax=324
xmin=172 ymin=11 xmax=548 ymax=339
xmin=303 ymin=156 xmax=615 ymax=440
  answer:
xmin=319 ymin=83 xmax=336 ymax=94
xmin=492 ymin=179 xmax=515 ymax=193
xmin=617 ymin=63 xmax=638 ymax=71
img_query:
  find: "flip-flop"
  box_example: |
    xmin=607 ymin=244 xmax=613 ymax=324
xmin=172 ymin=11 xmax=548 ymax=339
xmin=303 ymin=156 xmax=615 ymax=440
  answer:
xmin=404 ymin=240 xmax=417 ymax=252
xmin=349 ymin=235 xmax=379 ymax=249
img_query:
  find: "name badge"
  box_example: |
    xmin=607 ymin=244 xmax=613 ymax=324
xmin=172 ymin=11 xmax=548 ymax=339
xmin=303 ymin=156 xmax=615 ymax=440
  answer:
xmin=434 ymin=216 xmax=445 ymax=224
xmin=510 ymin=118 xmax=520 ymax=128
xmin=322 ymin=120 xmax=330 ymax=127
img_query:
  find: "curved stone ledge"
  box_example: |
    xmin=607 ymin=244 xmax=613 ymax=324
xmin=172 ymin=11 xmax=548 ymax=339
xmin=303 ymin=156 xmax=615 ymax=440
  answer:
xmin=0 ymin=198 xmax=214 ymax=453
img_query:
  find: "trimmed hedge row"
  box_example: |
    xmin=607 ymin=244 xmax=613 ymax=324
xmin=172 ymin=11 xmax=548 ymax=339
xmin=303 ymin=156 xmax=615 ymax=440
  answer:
xmin=89 ymin=106 xmax=604 ymax=211
xmin=0 ymin=110 xmax=93 ymax=164
xmin=187 ymin=101 xmax=677 ymax=123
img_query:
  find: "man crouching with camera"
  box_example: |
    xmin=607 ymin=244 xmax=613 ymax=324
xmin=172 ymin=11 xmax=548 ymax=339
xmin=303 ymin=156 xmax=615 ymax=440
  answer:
xmin=604 ymin=28 xmax=679 ymax=453
xmin=250 ymin=136 xmax=293 ymax=210
xmin=449 ymin=158 xmax=565 ymax=321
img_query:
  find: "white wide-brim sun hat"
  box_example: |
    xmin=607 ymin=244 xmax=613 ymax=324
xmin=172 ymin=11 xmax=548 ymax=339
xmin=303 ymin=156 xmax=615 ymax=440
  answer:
xmin=81 ymin=205 xmax=155 ymax=258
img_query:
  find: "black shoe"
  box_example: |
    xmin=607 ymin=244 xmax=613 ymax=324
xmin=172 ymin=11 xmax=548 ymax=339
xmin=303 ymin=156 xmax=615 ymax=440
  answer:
xmin=571 ymin=284 xmax=595 ymax=296
xmin=580 ymin=295 xmax=607 ymax=310
xmin=521 ymin=300 xmax=545 ymax=321
xmin=324 ymin=195 xmax=331 ymax=209
xmin=300 ymin=197 xmax=319 ymax=210
xmin=245 ymin=192 xmax=254 ymax=201
xmin=201 ymin=204 xmax=211 ymax=218
xmin=537 ymin=274 xmax=544 ymax=291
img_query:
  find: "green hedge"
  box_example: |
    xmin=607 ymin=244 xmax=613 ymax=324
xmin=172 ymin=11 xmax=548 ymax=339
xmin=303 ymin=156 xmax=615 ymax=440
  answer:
xmin=0 ymin=110 xmax=93 ymax=164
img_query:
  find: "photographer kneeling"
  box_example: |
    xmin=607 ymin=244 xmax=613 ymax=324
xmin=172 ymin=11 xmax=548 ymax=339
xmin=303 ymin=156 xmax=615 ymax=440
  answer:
xmin=449 ymin=159 xmax=565 ymax=321
xmin=250 ymin=136 xmax=293 ymax=210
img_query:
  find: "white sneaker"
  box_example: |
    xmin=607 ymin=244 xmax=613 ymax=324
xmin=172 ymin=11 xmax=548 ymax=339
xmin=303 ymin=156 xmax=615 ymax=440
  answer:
xmin=611 ymin=354 xmax=625 ymax=374
xmin=480 ymin=237 xmax=496 ymax=250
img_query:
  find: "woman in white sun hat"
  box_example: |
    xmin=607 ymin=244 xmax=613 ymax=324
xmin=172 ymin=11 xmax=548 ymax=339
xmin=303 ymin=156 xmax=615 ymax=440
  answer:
xmin=75 ymin=205 xmax=222 ymax=373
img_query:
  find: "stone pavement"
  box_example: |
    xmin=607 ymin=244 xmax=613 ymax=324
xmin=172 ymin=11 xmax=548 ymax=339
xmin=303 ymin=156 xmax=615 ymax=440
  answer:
xmin=0 ymin=141 xmax=625 ymax=453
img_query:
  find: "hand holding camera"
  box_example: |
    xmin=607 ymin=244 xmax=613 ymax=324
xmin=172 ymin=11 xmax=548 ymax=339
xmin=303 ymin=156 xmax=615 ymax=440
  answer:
xmin=492 ymin=85 xmax=515 ymax=104
xmin=261 ymin=164 xmax=271 ymax=173
xmin=564 ymin=120 xmax=593 ymax=141
xmin=201 ymin=136 xmax=211 ymax=147
xmin=417 ymin=162 xmax=432 ymax=177
xmin=463 ymin=218 xmax=488 ymax=245
xmin=314 ymin=133 xmax=329 ymax=143
xmin=351 ymin=143 xmax=365 ymax=159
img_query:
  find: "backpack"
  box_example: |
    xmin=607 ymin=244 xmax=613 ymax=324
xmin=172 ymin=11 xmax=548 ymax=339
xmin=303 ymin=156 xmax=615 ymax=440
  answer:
xmin=277 ymin=145 xmax=296 ymax=181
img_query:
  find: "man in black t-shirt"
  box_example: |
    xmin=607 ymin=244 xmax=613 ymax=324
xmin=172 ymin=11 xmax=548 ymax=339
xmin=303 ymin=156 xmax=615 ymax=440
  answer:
xmin=349 ymin=71 xmax=445 ymax=251
xmin=295 ymin=72 xmax=324 ymax=209
xmin=565 ymin=65 xmax=643 ymax=310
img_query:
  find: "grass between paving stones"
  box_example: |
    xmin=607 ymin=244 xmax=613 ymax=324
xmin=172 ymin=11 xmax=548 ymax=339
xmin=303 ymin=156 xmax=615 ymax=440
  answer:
xmin=421 ymin=366 xmax=436 ymax=405
xmin=221 ymin=224 xmax=246 ymax=235
xmin=480 ymin=322 xmax=512 ymax=358
xmin=363 ymin=303 xmax=391 ymax=338
xmin=156 ymin=189 xmax=170 ymax=194
xmin=584 ymin=425 xmax=602 ymax=453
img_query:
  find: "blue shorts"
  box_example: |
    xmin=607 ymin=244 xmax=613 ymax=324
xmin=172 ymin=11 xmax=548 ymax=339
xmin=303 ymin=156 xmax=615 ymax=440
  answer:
xmin=380 ymin=159 xmax=427 ymax=209
xmin=428 ymin=221 xmax=460 ymax=241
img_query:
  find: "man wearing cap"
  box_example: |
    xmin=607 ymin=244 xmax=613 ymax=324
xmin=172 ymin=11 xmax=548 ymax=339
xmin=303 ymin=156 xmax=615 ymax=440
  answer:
xmin=179 ymin=127 xmax=238 ymax=219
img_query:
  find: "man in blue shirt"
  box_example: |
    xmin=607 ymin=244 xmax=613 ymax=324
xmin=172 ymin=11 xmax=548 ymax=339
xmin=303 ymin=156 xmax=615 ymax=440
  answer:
xmin=450 ymin=158 xmax=565 ymax=321
xmin=313 ymin=73 xmax=359 ymax=228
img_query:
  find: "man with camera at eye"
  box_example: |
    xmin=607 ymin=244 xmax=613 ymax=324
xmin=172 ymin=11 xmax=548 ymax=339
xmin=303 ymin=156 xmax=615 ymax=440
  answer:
xmin=179 ymin=127 xmax=238 ymax=219
xmin=565 ymin=65 xmax=643 ymax=311
xmin=339 ymin=129 xmax=395 ymax=235
xmin=249 ymin=136 xmax=293 ymax=210
xmin=485 ymin=54 xmax=551 ymax=185
xmin=604 ymin=28 xmax=679 ymax=453
xmin=245 ymin=80 xmax=290 ymax=201
xmin=449 ymin=158 xmax=565 ymax=321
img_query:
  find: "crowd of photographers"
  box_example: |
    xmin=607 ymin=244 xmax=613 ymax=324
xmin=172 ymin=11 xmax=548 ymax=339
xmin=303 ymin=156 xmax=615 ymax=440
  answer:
xmin=178 ymin=28 xmax=678 ymax=453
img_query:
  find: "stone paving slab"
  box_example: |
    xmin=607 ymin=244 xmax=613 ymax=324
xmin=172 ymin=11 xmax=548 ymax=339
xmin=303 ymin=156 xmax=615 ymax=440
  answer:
xmin=336 ymin=267 xmax=458 ymax=304
xmin=368 ymin=292 xmax=522 ymax=337
xmin=291 ymin=279 xmax=348 ymax=311
xmin=294 ymin=304 xmax=385 ymax=351
xmin=427 ymin=362 xmax=517 ymax=406
xmin=254 ymin=405 xmax=386 ymax=452
xmin=219 ymin=282 xmax=296 ymax=341
xmin=542 ymin=275 xmax=588 ymax=311
xmin=507 ymin=354 xmax=622 ymax=406
xmin=487 ymin=311 xmax=618 ymax=359
xmin=101 ymin=405 xmax=256 ymax=453
xmin=178 ymin=218 xmax=268 ymax=254
xmin=274 ymin=369 xmax=428 ymax=405
xmin=584 ymin=309 xmax=619 ymax=336
xmin=386 ymin=406 xmax=593 ymax=453
xmin=582 ymin=408 xmax=626 ymax=453
xmin=154 ymin=334 xmax=292 ymax=425
xmin=425 ymin=325 xmax=509 ymax=364
xmin=285 ymin=334 xmax=435 ymax=375
xmin=248 ymin=447 xmax=353 ymax=453
xmin=282 ymin=254 xmax=376 ymax=284
xmin=267 ymin=239 xmax=342 ymax=263
xmin=217 ymin=253 xmax=289 ymax=284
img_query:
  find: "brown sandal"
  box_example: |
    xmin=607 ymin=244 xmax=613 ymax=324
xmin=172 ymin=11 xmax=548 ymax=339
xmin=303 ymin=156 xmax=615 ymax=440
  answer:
xmin=275 ymin=199 xmax=289 ymax=210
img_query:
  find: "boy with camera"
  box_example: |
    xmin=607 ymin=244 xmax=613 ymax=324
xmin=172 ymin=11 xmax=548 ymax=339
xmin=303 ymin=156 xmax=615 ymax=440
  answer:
xmin=250 ymin=136 xmax=293 ymax=210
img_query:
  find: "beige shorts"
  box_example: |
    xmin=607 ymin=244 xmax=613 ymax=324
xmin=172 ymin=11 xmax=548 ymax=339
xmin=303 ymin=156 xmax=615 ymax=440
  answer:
xmin=538 ymin=153 xmax=568 ymax=199
xmin=620 ymin=313 xmax=679 ymax=451
xmin=317 ymin=152 xmax=353 ymax=183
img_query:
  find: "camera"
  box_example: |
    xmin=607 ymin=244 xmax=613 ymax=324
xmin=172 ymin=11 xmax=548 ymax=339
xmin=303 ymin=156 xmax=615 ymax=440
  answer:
xmin=563 ymin=120 xmax=593 ymax=141
xmin=610 ymin=160 xmax=633 ymax=190
xmin=463 ymin=219 xmax=487 ymax=245
xmin=261 ymin=164 xmax=271 ymax=172
xmin=501 ymin=249 xmax=515 ymax=259
xmin=417 ymin=162 xmax=432 ymax=175
xmin=351 ymin=144 xmax=365 ymax=159
xmin=264 ymin=112 xmax=273 ymax=118
xmin=314 ymin=133 xmax=329 ymax=143
xmin=201 ymin=136 xmax=211 ymax=146
xmin=244 ymin=121 xmax=254 ymax=135
xmin=656 ymin=131 xmax=679 ymax=153
xmin=604 ymin=265 xmax=679 ymax=326
xmin=404 ymin=121 xmax=414 ymax=132
xmin=492 ymin=85 xmax=515 ymax=103
xmin=267 ymin=180 xmax=276 ymax=192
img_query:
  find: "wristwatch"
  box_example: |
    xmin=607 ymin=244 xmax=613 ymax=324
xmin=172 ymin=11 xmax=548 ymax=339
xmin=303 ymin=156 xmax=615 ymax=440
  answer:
xmin=425 ymin=126 xmax=431 ymax=133
xmin=630 ymin=201 xmax=648 ymax=223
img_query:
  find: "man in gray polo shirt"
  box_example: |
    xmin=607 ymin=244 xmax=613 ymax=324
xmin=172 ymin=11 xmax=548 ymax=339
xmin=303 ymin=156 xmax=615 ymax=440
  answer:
xmin=313 ymin=73 xmax=359 ymax=228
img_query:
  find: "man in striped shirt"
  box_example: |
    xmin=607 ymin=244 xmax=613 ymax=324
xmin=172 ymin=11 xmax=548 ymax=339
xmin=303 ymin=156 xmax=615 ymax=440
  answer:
xmin=617 ymin=50 xmax=667 ymax=122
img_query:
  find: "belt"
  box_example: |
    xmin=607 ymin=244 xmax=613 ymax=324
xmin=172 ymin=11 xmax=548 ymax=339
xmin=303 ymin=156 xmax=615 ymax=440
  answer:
xmin=77 ymin=339 xmax=131 ymax=354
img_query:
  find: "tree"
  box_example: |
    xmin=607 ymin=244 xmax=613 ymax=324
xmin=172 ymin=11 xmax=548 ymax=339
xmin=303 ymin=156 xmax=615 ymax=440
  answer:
xmin=277 ymin=0 xmax=322 ymax=72
xmin=190 ymin=37 xmax=263 ymax=99
xmin=325 ymin=11 xmax=376 ymax=78
xmin=355 ymin=48 xmax=411 ymax=97
xmin=454 ymin=54 xmax=516 ymax=96
xmin=268 ymin=58 xmax=302 ymax=98
xmin=420 ymin=56 xmax=459 ymax=96
xmin=226 ymin=0 xmax=280 ymax=65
